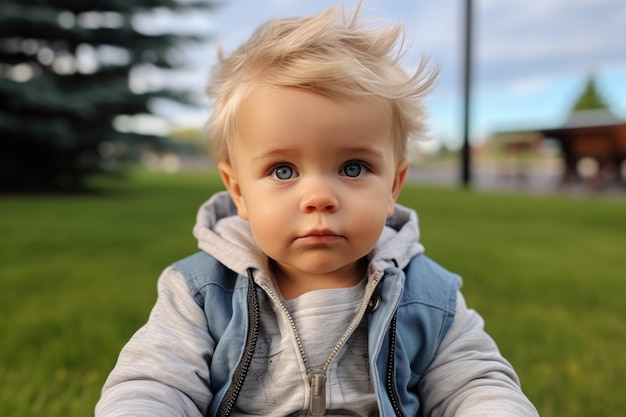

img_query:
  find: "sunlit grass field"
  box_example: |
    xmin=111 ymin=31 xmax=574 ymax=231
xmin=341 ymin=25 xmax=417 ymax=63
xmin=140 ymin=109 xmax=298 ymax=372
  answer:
xmin=1 ymin=171 xmax=625 ymax=416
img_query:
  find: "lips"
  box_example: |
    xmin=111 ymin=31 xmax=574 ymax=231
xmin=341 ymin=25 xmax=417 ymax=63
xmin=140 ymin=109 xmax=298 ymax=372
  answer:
xmin=297 ymin=229 xmax=344 ymax=243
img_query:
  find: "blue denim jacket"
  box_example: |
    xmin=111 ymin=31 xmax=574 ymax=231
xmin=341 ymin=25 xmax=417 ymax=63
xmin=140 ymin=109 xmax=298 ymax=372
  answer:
xmin=174 ymin=250 xmax=460 ymax=417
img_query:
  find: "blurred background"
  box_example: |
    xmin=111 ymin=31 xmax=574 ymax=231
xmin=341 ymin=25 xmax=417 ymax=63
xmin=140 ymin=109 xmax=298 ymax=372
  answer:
xmin=2 ymin=0 xmax=626 ymax=194
xmin=1 ymin=1 xmax=625 ymax=417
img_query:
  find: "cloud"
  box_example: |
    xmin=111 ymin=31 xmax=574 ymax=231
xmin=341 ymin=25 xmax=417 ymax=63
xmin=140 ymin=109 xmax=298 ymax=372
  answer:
xmin=475 ymin=0 xmax=626 ymax=91
xmin=507 ymin=76 xmax=551 ymax=96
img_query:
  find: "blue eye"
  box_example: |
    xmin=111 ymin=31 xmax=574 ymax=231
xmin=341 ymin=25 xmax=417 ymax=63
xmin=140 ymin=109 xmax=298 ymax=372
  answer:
xmin=340 ymin=162 xmax=364 ymax=178
xmin=272 ymin=165 xmax=296 ymax=180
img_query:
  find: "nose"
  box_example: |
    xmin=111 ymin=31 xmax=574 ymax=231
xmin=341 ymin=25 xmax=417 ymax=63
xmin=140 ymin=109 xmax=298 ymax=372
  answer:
xmin=300 ymin=180 xmax=339 ymax=213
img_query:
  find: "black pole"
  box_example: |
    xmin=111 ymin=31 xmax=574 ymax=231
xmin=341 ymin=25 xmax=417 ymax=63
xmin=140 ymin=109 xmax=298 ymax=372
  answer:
xmin=461 ymin=0 xmax=473 ymax=187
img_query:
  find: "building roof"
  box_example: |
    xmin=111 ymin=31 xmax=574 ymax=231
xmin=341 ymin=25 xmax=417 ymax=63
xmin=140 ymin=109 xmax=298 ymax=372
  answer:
xmin=559 ymin=109 xmax=624 ymax=129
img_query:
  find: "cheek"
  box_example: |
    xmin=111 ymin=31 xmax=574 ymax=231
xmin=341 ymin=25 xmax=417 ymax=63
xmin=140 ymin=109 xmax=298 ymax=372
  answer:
xmin=245 ymin=202 xmax=289 ymax=245
xmin=365 ymin=180 xmax=397 ymax=218
xmin=349 ymin=200 xmax=389 ymax=238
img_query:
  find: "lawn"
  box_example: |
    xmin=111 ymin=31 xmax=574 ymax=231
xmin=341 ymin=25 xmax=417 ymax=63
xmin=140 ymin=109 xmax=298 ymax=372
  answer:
xmin=1 ymin=171 xmax=624 ymax=416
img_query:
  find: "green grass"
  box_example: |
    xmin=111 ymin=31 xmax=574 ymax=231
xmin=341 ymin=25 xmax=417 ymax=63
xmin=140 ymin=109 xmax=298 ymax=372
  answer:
xmin=1 ymin=171 xmax=625 ymax=416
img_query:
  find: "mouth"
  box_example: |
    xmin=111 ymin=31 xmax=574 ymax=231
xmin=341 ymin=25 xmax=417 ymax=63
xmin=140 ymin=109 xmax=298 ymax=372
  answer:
xmin=297 ymin=229 xmax=344 ymax=243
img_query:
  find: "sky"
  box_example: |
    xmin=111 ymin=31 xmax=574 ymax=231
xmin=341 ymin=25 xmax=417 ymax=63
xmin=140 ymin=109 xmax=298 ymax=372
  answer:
xmin=152 ymin=0 xmax=626 ymax=152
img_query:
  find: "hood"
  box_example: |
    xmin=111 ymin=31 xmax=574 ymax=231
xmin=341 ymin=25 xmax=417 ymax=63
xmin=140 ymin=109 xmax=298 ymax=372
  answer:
xmin=193 ymin=191 xmax=424 ymax=278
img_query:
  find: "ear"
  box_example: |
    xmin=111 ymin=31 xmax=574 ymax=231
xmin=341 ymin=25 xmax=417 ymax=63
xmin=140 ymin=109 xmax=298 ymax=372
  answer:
xmin=387 ymin=159 xmax=409 ymax=217
xmin=218 ymin=161 xmax=249 ymax=219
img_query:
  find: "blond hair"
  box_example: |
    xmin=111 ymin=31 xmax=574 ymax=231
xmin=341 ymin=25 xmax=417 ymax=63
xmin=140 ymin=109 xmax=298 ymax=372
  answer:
xmin=206 ymin=3 xmax=437 ymax=164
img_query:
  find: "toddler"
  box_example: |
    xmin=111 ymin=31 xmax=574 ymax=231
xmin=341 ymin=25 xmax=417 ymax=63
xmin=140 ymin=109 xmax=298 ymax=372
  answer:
xmin=96 ymin=3 xmax=539 ymax=416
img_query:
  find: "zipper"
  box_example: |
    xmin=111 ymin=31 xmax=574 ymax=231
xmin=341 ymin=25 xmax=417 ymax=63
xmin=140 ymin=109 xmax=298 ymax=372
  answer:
xmin=308 ymin=369 xmax=327 ymax=416
xmin=385 ymin=312 xmax=405 ymax=417
xmin=216 ymin=272 xmax=260 ymax=417
xmin=259 ymin=273 xmax=383 ymax=416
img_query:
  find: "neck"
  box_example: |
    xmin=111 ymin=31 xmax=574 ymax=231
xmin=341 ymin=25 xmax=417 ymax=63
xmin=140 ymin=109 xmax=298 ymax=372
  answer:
xmin=270 ymin=258 xmax=367 ymax=300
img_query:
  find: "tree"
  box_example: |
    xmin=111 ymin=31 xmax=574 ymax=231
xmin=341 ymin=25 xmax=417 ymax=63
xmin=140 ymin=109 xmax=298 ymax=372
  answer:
xmin=571 ymin=75 xmax=609 ymax=113
xmin=0 ymin=0 xmax=215 ymax=191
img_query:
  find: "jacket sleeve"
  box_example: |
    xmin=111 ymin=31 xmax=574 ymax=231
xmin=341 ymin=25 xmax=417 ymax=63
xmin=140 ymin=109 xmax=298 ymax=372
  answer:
xmin=95 ymin=267 xmax=214 ymax=417
xmin=418 ymin=291 xmax=539 ymax=417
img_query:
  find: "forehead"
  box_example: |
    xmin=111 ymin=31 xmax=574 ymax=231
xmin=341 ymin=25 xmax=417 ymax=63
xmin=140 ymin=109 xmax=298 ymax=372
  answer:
xmin=233 ymin=85 xmax=394 ymax=156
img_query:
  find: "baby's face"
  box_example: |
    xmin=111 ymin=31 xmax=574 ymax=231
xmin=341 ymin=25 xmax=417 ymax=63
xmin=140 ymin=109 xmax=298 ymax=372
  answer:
xmin=219 ymin=85 xmax=406 ymax=282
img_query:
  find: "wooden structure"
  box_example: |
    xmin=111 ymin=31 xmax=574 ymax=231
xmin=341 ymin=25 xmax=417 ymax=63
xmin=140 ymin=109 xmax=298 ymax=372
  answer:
xmin=538 ymin=111 xmax=626 ymax=189
xmin=494 ymin=110 xmax=626 ymax=190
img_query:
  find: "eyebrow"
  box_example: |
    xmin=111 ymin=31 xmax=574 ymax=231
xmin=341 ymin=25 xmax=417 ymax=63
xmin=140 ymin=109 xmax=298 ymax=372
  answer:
xmin=252 ymin=145 xmax=385 ymax=162
xmin=342 ymin=145 xmax=385 ymax=159
xmin=251 ymin=148 xmax=299 ymax=162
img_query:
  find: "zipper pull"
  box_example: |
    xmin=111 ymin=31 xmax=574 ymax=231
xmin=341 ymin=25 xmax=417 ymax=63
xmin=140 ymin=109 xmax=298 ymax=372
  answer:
xmin=308 ymin=369 xmax=326 ymax=416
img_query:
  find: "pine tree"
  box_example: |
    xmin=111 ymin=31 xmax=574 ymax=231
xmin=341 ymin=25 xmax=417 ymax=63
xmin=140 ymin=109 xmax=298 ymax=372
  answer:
xmin=0 ymin=0 xmax=215 ymax=191
xmin=571 ymin=75 xmax=609 ymax=112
